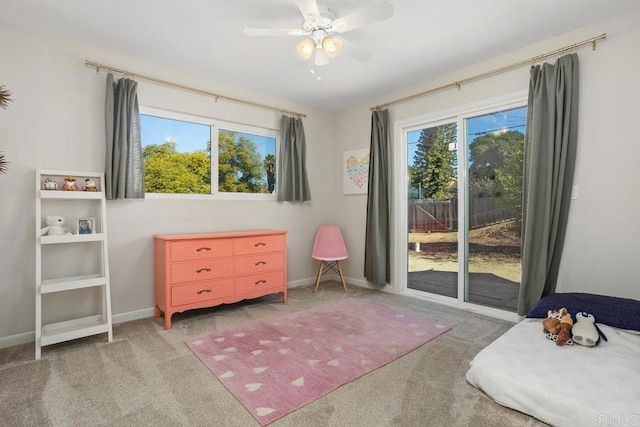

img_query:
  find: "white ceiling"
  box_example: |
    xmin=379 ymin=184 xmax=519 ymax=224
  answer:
xmin=2 ymin=0 xmax=638 ymax=112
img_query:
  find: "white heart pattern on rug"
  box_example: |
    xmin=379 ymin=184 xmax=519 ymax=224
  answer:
xmin=191 ymin=339 xmax=204 ymax=346
xmin=303 ymin=339 xmax=313 ymax=344
xmin=251 ymin=350 xmax=263 ymax=356
xmin=221 ymin=371 xmax=235 ymax=378
xmin=245 ymin=383 xmax=263 ymax=392
xmin=223 ymin=346 xmax=237 ymax=352
xmin=214 ymin=337 xmax=225 ymax=342
xmin=280 ymin=337 xmax=291 ymax=341
xmin=408 ymin=323 xmax=418 ymax=327
xmin=253 ymin=367 xmax=269 ymax=374
xmin=234 ymin=333 xmax=246 ymax=337
xmin=361 ymin=359 xmax=371 ymax=366
xmin=256 ymin=407 xmax=275 ymax=416
xmin=278 ymin=349 xmax=290 ymax=355
xmin=291 ymin=377 xmax=305 ymax=387
xmin=307 ymin=359 xmax=320 ymax=365
xmin=212 ymin=355 xmax=227 ymax=361
xmin=334 ymin=346 xmax=343 ymax=352
xmin=328 ymin=359 xmax=340 ymax=366
xmin=259 ymin=340 xmax=272 ymax=345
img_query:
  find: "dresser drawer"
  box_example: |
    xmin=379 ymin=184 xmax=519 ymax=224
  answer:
xmin=234 ymin=252 xmax=284 ymax=276
xmin=171 ymin=239 xmax=233 ymax=262
xmin=171 ymin=278 xmax=235 ymax=306
xmin=235 ymin=270 xmax=284 ymax=294
xmin=234 ymin=234 xmax=285 ymax=256
xmin=171 ymin=258 xmax=234 ymax=284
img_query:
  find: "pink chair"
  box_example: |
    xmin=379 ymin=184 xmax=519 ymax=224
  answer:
xmin=312 ymin=225 xmax=349 ymax=292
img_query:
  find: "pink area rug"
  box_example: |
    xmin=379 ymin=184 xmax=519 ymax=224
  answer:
xmin=186 ymin=299 xmax=451 ymax=425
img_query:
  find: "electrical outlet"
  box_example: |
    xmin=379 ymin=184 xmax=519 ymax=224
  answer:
xmin=571 ymin=185 xmax=578 ymax=200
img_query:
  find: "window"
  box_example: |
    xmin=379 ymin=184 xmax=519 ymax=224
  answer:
xmin=140 ymin=108 xmax=278 ymax=198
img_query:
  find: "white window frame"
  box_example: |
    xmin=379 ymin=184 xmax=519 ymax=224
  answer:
xmin=393 ymin=90 xmax=528 ymax=323
xmin=140 ymin=106 xmax=279 ymax=201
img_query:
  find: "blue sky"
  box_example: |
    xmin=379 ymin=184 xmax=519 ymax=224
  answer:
xmin=407 ymin=106 xmax=527 ymax=164
xmin=140 ymin=114 xmax=275 ymax=158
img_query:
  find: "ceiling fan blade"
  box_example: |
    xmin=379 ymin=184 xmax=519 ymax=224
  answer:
xmin=332 ymin=1 xmax=394 ymax=33
xmin=243 ymin=28 xmax=308 ymax=37
xmin=337 ymin=37 xmax=373 ymax=63
xmin=297 ymin=0 xmax=321 ymax=22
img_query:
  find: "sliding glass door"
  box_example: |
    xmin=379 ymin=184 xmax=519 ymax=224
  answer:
xmin=405 ymin=100 xmax=525 ymax=312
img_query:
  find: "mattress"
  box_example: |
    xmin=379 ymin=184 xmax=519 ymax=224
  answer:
xmin=466 ymin=318 xmax=640 ymax=427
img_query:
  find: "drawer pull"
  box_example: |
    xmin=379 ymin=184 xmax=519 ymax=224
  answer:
xmin=196 ymin=268 xmax=212 ymax=273
xmin=255 ymin=280 xmax=267 ymax=285
xmin=196 ymin=247 xmax=212 ymax=252
xmin=254 ymin=242 xmax=267 ymax=247
xmin=254 ymin=261 xmax=267 ymax=266
xmin=197 ymin=289 xmax=212 ymax=295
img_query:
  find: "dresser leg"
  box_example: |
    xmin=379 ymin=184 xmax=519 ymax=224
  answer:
xmin=164 ymin=314 xmax=172 ymax=331
xmin=154 ymin=305 xmax=161 ymax=318
xmin=282 ymin=291 xmax=288 ymax=304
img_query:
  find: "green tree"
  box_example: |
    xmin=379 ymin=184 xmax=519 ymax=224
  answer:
xmin=469 ymin=130 xmax=524 ymax=221
xmin=218 ymin=131 xmax=267 ymax=193
xmin=410 ymin=124 xmax=457 ymax=200
xmin=264 ymin=154 xmax=276 ymax=193
xmin=143 ymin=141 xmax=210 ymax=194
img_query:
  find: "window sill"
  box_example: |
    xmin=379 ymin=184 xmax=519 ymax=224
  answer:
xmin=144 ymin=192 xmax=277 ymax=201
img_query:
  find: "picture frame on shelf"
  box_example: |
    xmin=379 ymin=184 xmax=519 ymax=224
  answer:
xmin=76 ymin=218 xmax=95 ymax=235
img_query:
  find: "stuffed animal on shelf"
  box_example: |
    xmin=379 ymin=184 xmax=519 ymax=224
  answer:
xmin=42 ymin=178 xmax=58 ymax=190
xmin=572 ymin=312 xmax=607 ymax=347
xmin=40 ymin=215 xmax=73 ymax=236
xmin=82 ymin=178 xmax=98 ymax=192
xmin=61 ymin=176 xmax=77 ymax=191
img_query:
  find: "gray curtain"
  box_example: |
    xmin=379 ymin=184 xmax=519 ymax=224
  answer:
xmin=364 ymin=109 xmax=390 ymax=285
xmin=518 ymin=53 xmax=579 ymax=315
xmin=105 ymin=73 xmax=144 ymax=200
xmin=277 ymin=115 xmax=311 ymax=202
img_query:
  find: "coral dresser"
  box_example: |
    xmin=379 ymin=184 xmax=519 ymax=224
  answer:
xmin=154 ymin=230 xmax=287 ymax=330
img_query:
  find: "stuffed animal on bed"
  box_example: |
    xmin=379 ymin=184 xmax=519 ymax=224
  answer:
xmin=542 ymin=308 xmax=573 ymax=346
xmin=572 ymin=312 xmax=607 ymax=347
xmin=556 ymin=314 xmax=574 ymax=346
xmin=542 ymin=307 xmax=567 ymax=335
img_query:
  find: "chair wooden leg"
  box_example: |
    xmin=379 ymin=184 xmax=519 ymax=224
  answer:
xmin=337 ymin=261 xmax=348 ymax=293
xmin=314 ymin=261 xmax=324 ymax=292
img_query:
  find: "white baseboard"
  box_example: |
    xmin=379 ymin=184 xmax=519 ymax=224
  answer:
xmin=0 ymin=331 xmax=35 ymax=350
xmin=0 ymin=307 xmax=157 ymax=350
xmin=0 ymin=277 xmax=391 ymax=350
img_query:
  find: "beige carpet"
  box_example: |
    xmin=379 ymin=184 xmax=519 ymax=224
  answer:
xmin=0 ymin=283 xmax=546 ymax=426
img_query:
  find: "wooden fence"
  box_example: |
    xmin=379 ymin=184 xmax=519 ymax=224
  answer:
xmin=408 ymin=193 xmax=514 ymax=232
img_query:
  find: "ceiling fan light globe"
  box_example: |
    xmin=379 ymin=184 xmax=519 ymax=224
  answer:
xmin=296 ymin=38 xmax=315 ymax=59
xmin=314 ymin=48 xmax=329 ymax=66
xmin=322 ymin=36 xmax=342 ymax=58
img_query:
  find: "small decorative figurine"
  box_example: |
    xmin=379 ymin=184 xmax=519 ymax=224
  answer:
xmin=42 ymin=178 xmax=58 ymax=190
xmin=83 ymin=178 xmax=98 ymax=192
xmin=61 ymin=176 xmax=77 ymax=191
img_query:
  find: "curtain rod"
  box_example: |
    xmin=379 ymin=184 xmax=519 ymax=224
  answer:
xmin=85 ymin=60 xmax=307 ymax=118
xmin=371 ymin=33 xmax=606 ymax=111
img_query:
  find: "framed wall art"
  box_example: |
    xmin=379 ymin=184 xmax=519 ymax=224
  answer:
xmin=343 ymin=148 xmax=370 ymax=195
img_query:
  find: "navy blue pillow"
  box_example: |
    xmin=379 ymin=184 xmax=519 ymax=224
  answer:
xmin=526 ymin=292 xmax=640 ymax=332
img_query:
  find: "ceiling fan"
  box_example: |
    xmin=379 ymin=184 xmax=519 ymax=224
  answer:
xmin=243 ymin=0 xmax=394 ymax=66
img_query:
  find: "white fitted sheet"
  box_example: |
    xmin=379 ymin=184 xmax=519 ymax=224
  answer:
xmin=466 ymin=318 xmax=640 ymax=427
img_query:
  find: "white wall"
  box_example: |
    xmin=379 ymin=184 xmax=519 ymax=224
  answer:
xmin=334 ymin=10 xmax=640 ymax=302
xmin=0 ymin=23 xmax=335 ymax=339
xmin=3 ymin=9 xmax=640 ymax=342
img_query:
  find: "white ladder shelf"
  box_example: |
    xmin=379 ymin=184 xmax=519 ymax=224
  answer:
xmin=35 ymin=169 xmax=113 ymax=359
